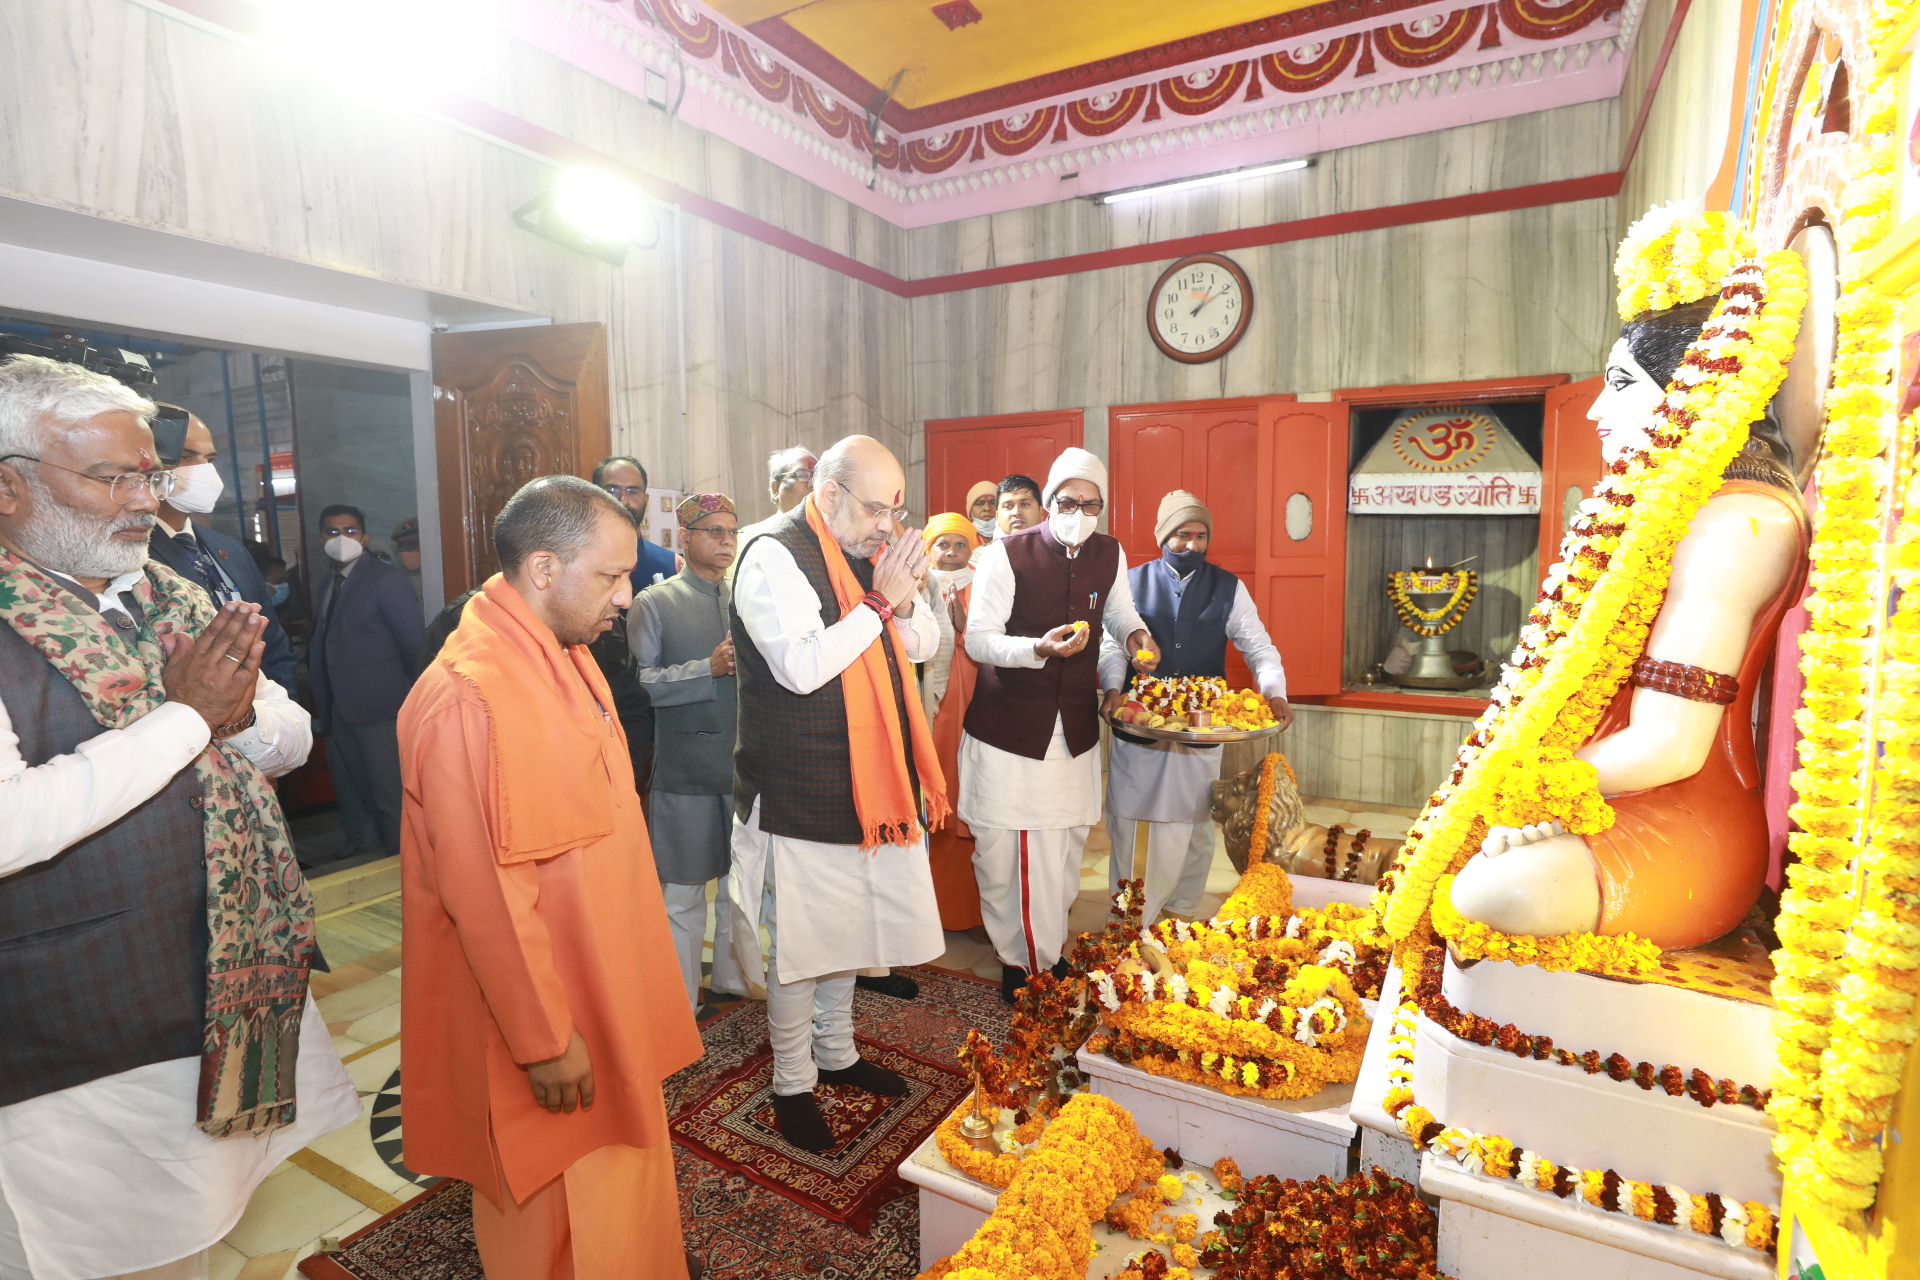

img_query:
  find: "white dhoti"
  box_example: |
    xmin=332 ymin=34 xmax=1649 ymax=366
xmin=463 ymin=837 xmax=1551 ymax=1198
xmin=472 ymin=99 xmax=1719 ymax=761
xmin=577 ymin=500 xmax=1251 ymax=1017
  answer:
xmin=1105 ymin=735 xmax=1225 ymax=923
xmin=726 ymin=798 xmax=942 ymax=1094
xmin=0 ymin=995 xmax=358 ymax=1280
xmin=958 ymin=718 xmax=1101 ymax=972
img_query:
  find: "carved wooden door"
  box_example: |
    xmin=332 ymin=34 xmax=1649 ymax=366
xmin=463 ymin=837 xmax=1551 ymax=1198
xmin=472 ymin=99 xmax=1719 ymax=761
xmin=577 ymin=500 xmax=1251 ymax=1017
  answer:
xmin=1109 ymin=398 xmax=1282 ymax=689
xmin=923 ymin=410 xmax=1082 ymax=518
xmin=1254 ymin=401 xmax=1349 ymax=696
xmin=432 ymin=323 xmax=611 ymax=595
xmin=1538 ymin=377 xmax=1604 ymax=580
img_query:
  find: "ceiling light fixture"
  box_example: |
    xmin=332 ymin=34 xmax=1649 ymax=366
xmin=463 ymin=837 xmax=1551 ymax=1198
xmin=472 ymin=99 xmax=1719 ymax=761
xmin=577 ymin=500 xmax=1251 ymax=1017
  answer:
xmin=514 ymin=169 xmax=661 ymax=266
xmin=1095 ymin=157 xmax=1314 ymax=205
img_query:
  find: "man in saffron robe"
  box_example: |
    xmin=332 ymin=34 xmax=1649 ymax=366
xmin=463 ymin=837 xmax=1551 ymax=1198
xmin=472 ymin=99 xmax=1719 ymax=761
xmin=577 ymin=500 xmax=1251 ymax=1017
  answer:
xmin=727 ymin=435 xmax=948 ymax=1152
xmin=399 ymin=475 xmax=703 ymax=1280
xmin=921 ymin=512 xmax=983 ymax=931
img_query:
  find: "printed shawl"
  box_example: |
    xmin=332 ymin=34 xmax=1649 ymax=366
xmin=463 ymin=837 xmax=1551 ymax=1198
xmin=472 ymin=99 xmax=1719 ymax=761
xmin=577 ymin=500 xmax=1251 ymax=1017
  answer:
xmin=802 ymin=495 xmax=951 ymax=848
xmin=0 ymin=547 xmax=314 ymax=1137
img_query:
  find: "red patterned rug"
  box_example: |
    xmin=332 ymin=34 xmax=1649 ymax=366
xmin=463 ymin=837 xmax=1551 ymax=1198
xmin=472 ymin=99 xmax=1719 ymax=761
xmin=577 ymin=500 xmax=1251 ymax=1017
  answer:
xmin=300 ymin=966 xmax=1010 ymax=1280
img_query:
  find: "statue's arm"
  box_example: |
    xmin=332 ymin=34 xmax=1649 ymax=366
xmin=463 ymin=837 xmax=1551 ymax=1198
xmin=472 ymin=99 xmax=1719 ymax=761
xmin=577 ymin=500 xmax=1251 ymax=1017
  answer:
xmin=1575 ymin=490 xmax=1800 ymax=795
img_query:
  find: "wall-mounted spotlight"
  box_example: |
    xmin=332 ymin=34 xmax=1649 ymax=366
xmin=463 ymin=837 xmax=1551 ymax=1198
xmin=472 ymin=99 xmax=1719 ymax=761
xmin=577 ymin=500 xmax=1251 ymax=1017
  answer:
xmin=514 ymin=169 xmax=662 ymax=266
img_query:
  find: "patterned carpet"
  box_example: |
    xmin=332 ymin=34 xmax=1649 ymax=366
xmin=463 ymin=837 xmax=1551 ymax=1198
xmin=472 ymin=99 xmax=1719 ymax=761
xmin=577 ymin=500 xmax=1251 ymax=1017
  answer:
xmin=300 ymin=966 xmax=1012 ymax=1280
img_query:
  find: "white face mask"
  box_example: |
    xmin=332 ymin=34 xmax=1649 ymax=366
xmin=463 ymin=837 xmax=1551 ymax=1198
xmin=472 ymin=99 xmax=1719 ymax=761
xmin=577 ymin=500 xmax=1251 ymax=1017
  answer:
xmin=325 ymin=534 xmax=364 ymax=564
xmin=1048 ymin=509 xmax=1097 ymax=547
xmin=972 ymin=516 xmax=997 ymax=538
xmin=166 ymin=462 xmax=224 ymax=514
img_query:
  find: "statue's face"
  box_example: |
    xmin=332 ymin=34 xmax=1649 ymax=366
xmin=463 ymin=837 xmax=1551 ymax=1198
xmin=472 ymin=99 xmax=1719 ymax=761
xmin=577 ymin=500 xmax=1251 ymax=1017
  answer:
xmin=1588 ymin=337 xmax=1664 ymax=464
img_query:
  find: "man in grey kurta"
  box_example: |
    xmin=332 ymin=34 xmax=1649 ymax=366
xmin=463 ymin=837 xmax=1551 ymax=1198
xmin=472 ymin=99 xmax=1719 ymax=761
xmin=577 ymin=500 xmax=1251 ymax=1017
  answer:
xmin=629 ymin=492 xmax=748 ymax=1009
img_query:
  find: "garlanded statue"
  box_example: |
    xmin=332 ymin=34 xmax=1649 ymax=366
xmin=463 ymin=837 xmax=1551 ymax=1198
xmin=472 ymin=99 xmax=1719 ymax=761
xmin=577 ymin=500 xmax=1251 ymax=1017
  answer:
xmin=1372 ymin=204 xmax=1814 ymax=953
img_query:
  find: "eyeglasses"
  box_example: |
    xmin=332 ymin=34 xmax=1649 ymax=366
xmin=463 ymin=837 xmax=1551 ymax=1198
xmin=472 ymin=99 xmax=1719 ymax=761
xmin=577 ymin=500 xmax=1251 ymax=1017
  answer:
xmin=601 ymin=484 xmax=647 ymax=499
xmin=0 ymin=455 xmax=176 ymax=504
xmin=779 ymin=469 xmax=814 ymax=485
xmin=841 ymin=488 xmax=912 ymax=524
xmin=1051 ymin=495 xmax=1105 ymax=516
xmin=685 ymin=523 xmax=736 ymax=540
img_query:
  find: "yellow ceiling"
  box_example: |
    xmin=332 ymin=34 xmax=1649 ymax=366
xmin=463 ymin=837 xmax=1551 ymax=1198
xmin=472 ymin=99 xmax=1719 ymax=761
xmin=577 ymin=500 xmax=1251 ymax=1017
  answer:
xmin=709 ymin=0 xmax=1320 ymax=110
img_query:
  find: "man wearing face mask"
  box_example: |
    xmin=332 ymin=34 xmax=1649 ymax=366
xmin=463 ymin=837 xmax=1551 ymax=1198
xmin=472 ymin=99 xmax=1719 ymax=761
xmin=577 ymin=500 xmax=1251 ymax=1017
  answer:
xmin=146 ymin=406 xmax=299 ymax=698
xmin=1098 ymin=492 xmax=1291 ymax=926
xmin=308 ymin=504 xmax=425 ymax=858
xmin=961 ymin=448 xmax=1160 ymax=1003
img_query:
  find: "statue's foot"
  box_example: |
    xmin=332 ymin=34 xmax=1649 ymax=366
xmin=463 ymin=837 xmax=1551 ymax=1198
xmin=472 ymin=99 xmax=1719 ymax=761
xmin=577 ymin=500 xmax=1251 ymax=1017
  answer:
xmin=1449 ymin=827 xmax=1602 ymax=938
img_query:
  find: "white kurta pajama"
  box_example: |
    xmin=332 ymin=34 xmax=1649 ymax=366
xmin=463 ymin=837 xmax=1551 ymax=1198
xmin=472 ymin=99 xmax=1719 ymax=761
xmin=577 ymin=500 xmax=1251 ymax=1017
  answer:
xmin=959 ymin=539 xmax=1148 ymax=973
xmin=726 ymin=536 xmax=944 ymax=1095
xmin=1099 ymin=572 xmax=1288 ymax=923
xmin=0 ymin=575 xmax=358 ymax=1280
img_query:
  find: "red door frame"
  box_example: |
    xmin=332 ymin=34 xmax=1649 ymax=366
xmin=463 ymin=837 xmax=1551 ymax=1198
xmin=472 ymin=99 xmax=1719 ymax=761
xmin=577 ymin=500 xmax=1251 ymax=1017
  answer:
xmin=923 ymin=409 xmax=1084 ymax=518
xmin=1293 ymin=373 xmax=1574 ymax=716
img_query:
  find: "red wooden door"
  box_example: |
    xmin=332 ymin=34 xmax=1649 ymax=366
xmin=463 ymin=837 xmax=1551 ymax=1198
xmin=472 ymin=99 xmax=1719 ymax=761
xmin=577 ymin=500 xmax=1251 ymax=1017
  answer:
xmin=1255 ymin=401 xmax=1349 ymax=696
xmin=1110 ymin=399 xmax=1275 ymax=688
xmin=923 ymin=410 xmax=1083 ymax=519
xmin=1538 ymin=377 xmax=1604 ymax=580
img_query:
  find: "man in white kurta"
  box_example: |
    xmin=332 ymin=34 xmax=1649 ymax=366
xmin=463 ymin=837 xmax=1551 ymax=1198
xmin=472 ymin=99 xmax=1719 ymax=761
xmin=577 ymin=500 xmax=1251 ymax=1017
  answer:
xmin=0 ymin=356 xmax=356 ymax=1280
xmin=960 ymin=448 xmax=1157 ymax=1003
xmin=1099 ymin=491 xmax=1292 ymax=925
xmin=726 ymin=435 xmax=944 ymax=1153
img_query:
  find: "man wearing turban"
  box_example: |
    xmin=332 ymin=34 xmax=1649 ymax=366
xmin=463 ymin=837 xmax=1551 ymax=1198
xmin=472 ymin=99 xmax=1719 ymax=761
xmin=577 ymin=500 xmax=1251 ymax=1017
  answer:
xmin=627 ymin=492 xmax=748 ymax=1010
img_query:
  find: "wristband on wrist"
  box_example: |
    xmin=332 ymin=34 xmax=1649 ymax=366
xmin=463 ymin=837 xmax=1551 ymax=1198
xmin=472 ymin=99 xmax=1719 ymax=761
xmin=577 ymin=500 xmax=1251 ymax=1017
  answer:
xmin=211 ymin=709 xmax=256 ymax=739
xmin=862 ymin=592 xmax=895 ymax=624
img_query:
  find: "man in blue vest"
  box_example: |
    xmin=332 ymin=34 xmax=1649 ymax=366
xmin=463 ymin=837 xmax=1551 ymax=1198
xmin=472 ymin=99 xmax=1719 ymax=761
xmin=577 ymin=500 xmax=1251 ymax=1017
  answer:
xmin=1099 ymin=490 xmax=1291 ymax=925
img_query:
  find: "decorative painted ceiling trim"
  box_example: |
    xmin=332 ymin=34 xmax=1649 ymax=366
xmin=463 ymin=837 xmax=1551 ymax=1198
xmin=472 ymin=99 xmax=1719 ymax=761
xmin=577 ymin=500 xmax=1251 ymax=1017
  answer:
xmin=517 ymin=0 xmax=1642 ymax=224
xmin=748 ymin=0 xmax=1446 ymax=132
xmin=139 ymin=0 xmax=1627 ymax=300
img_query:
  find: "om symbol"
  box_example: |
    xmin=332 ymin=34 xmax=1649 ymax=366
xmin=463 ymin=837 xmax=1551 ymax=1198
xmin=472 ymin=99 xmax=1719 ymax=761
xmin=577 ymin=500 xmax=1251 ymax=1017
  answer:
xmin=1408 ymin=418 xmax=1477 ymax=463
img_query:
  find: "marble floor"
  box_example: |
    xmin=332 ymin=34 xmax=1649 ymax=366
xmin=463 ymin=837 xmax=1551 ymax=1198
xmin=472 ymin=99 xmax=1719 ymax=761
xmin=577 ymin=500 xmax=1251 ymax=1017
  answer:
xmin=221 ymin=796 xmax=1417 ymax=1272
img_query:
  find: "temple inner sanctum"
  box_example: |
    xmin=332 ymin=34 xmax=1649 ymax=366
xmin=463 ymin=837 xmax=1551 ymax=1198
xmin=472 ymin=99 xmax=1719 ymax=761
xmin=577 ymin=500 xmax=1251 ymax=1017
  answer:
xmin=3 ymin=0 xmax=1920 ymax=1278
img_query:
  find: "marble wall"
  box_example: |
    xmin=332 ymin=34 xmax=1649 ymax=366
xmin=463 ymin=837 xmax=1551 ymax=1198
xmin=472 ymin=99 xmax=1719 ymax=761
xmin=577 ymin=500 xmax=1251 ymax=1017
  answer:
xmin=901 ymin=100 xmax=1622 ymax=426
xmin=0 ymin=0 xmax=910 ymax=512
xmin=1277 ymin=704 xmax=1471 ymax=810
xmin=1615 ymin=0 xmax=1745 ymax=237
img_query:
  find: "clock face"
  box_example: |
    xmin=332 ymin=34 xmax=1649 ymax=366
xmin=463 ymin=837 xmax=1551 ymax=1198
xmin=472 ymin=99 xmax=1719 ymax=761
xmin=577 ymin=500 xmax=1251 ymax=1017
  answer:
xmin=1149 ymin=254 xmax=1252 ymax=363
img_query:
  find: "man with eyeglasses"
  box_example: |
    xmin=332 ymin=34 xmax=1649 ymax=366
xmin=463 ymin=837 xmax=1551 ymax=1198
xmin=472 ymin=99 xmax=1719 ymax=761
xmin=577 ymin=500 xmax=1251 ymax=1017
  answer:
xmin=727 ymin=435 xmax=947 ymax=1152
xmin=961 ymin=447 xmax=1161 ymax=1004
xmin=592 ymin=454 xmax=678 ymax=591
xmin=309 ymin=503 xmax=425 ymax=859
xmin=628 ymin=493 xmax=748 ymax=1014
xmin=0 ymin=355 xmax=358 ymax=1280
xmin=729 ymin=446 xmax=817 ymax=580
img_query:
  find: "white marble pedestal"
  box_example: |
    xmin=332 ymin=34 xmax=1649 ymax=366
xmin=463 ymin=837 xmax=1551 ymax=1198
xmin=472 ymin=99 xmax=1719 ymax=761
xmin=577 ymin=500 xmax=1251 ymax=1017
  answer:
xmin=899 ymin=1113 xmax=1237 ymax=1276
xmin=1077 ymin=1046 xmax=1357 ymax=1182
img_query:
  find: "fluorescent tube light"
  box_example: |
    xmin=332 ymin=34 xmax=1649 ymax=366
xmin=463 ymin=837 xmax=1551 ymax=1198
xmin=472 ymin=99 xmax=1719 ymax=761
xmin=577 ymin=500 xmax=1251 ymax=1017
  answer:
xmin=1097 ymin=158 xmax=1313 ymax=204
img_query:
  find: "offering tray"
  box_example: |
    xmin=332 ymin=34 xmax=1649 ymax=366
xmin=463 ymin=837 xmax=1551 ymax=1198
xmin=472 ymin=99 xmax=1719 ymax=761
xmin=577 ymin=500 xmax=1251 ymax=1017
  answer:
xmin=1104 ymin=710 xmax=1282 ymax=745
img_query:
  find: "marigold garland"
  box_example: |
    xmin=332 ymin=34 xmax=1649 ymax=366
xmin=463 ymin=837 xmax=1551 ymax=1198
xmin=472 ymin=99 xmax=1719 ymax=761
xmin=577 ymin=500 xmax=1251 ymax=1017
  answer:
xmin=1370 ymin=227 xmax=1808 ymax=950
xmin=1430 ymin=873 xmax=1662 ymax=977
xmin=1767 ymin=51 xmax=1902 ymax=1218
xmin=918 ymin=1092 xmax=1159 ymax=1280
xmin=1381 ymin=998 xmax=1780 ymax=1255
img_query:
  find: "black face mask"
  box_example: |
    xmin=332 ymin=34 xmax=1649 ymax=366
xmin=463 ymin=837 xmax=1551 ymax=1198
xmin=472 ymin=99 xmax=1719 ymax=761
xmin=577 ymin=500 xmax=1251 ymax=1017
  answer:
xmin=1162 ymin=546 xmax=1207 ymax=576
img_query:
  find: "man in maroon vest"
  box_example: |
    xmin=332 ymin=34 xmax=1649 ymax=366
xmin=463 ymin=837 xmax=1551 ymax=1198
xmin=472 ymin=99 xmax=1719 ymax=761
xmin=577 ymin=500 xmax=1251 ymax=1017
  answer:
xmin=960 ymin=447 xmax=1159 ymax=1003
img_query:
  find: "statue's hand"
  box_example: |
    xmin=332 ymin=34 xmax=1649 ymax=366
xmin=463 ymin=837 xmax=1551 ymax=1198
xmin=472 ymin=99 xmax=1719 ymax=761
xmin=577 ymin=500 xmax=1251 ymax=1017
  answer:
xmin=1479 ymin=822 xmax=1564 ymax=858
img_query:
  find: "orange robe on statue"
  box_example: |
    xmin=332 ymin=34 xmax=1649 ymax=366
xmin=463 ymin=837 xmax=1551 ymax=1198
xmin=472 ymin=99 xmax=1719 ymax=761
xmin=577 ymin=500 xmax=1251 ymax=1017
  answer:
xmin=929 ymin=583 xmax=983 ymax=930
xmin=399 ymin=577 xmax=703 ymax=1280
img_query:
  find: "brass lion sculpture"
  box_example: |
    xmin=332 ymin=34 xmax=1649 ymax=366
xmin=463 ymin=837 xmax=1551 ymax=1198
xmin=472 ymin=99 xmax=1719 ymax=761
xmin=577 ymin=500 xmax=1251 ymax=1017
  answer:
xmin=1208 ymin=753 xmax=1396 ymax=883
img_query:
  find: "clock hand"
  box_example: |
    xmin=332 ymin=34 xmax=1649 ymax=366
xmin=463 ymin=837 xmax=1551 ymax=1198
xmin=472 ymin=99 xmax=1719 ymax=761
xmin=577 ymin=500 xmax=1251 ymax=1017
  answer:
xmin=1188 ymin=291 xmax=1216 ymax=317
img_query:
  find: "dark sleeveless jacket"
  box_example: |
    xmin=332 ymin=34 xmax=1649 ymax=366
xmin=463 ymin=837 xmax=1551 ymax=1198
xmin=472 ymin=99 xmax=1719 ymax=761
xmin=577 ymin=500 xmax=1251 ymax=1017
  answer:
xmin=0 ymin=623 xmax=208 ymax=1106
xmin=1132 ymin=555 xmax=1234 ymax=678
xmin=732 ymin=505 xmax=916 ymax=844
xmin=963 ymin=523 xmax=1119 ymax=761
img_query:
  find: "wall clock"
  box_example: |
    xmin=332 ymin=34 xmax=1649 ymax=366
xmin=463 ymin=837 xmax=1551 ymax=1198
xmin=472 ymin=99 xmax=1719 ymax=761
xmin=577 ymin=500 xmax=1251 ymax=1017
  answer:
xmin=1148 ymin=253 xmax=1253 ymax=363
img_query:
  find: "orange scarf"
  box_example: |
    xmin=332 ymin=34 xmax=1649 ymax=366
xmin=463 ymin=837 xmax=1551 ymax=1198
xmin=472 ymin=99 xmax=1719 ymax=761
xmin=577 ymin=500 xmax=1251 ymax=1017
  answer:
xmin=930 ymin=582 xmax=976 ymax=837
xmin=803 ymin=495 xmax=951 ymax=848
xmin=437 ymin=576 xmax=620 ymax=864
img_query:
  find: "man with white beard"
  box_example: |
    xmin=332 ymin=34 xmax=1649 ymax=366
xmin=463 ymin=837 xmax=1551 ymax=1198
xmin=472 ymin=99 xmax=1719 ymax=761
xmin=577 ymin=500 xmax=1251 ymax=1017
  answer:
xmin=0 ymin=356 xmax=356 ymax=1280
